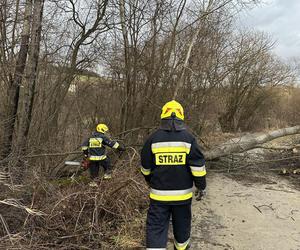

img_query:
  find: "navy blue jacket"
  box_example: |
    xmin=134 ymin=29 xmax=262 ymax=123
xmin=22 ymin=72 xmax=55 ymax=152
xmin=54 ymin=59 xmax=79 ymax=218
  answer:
xmin=140 ymin=119 xmax=206 ymax=204
xmin=82 ymin=132 xmax=120 ymax=161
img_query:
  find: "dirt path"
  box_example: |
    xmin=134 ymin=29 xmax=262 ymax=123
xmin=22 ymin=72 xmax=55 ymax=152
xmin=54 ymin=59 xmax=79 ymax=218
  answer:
xmin=190 ymin=173 xmax=300 ymax=250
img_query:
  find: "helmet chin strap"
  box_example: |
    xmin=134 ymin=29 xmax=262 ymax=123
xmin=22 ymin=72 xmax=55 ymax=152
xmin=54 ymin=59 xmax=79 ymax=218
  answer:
xmin=171 ymin=112 xmax=176 ymax=131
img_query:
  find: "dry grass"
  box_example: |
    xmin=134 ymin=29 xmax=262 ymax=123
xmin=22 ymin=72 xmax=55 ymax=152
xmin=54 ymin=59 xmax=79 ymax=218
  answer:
xmin=0 ymin=154 xmax=149 ymax=249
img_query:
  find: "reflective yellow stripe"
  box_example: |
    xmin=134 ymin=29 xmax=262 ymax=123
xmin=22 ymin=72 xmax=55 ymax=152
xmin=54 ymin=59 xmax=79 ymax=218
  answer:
xmin=150 ymin=192 xmax=192 ymax=201
xmin=113 ymin=142 xmax=119 ymax=149
xmin=150 ymin=188 xmax=193 ymax=201
xmin=174 ymin=238 xmax=190 ymax=250
xmin=152 ymin=147 xmax=190 ymax=154
xmin=89 ymin=138 xmax=103 ymax=148
xmin=152 ymin=145 xmax=190 ymax=153
xmin=151 ymin=142 xmax=191 ymax=154
xmin=89 ymin=155 xmax=107 ymax=161
xmin=190 ymin=165 xmax=206 ymax=177
xmin=192 ymin=169 xmax=206 ymax=177
xmin=141 ymin=167 xmax=151 ymax=176
xmin=81 ymin=146 xmax=88 ymax=150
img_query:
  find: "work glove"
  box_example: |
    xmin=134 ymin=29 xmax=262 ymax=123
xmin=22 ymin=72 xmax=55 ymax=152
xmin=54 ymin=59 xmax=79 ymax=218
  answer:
xmin=83 ymin=149 xmax=89 ymax=158
xmin=81 ymin=158 xmax=90 ymax=170
xmin=195 ymin=188 xmax=206 ymax=201
xmin=117 ymin=143 xmax=126 ymax=151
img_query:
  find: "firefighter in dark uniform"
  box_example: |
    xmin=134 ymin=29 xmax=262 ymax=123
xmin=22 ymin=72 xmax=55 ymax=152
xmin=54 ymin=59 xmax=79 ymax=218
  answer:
xmin=81 ymin=124 xmax=125 ymax=184
xmin=141 ymin=100 xmax=207 ymax=250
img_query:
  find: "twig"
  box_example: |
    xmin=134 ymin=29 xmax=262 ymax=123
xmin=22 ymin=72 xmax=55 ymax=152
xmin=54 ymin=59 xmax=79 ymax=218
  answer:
xmin=128 ymin=147 xmax=139 ymax=167
xmin=23 ymin=192 xmax=36 ymax=228
xmin=254 ymin=144 xmax=300 ymax=150
xmin=253 ymin=204 xmax=275 ymax=214
xmin=109 ymin=179 xmax=132 ymax=196
xmin=265 ymin=187 xmax=295 ymax=194
xmin=0 ymin=199 xmax=46 ymax=216
xmin=98 ymin=205 xmax=122 ymax=216
xmin=253 ymin=205 xmax=262 ymax=214
xmin=0 ymin=214 xmax=13 ymax=245
xmin=253 ymin=155 xmax=300 ymax=164
xmin=129 ymin=178 xmax=147 ymax=194
xmin=291 ymin=209 xmax=299 ymax=215
xmin=212 ymin=155 xmax=300 ymax=172
xmin=187 ymin=127 xmax=210 ymax=149
xmin=257 ymin=204 xmax=275 ymax=211
xmin=115 ymin=127 xmax=156 ymax=137
xmin=74 ymin=201 xmax=88 ymax=233
xmin=25 ymin=151 xmax=81 ymax=158
xmin=145 ymin=96 xmax=161 ymax=109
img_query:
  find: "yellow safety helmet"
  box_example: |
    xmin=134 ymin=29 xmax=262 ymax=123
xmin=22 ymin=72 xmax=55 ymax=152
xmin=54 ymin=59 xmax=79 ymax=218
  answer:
xmin=96 ymin=123 xmax=109 ymax=133
xmin=161 ymin=100 xmax=184 ymax=120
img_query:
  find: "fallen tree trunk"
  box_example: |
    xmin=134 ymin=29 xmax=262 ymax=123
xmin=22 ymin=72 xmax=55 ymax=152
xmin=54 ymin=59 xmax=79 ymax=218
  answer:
xmin=15 ymin=125 xmax=300 ymax=177
xmin=204 ymin=125 xmax=300 ymax=160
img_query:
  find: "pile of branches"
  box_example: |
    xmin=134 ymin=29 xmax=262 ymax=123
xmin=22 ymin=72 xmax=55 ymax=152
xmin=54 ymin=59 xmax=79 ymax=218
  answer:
xmin=2 ymin=126 xmax=300 ymax=249
xmin=0 ymin=149 xmax=148 ymax=249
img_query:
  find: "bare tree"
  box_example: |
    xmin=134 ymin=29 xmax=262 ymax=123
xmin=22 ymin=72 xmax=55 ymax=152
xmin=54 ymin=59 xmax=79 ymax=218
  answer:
xmin=30 ymin=0 xmax=110 ymax=146
xmin=18 ymin=0 xmax=45 ymax=152
xmin=218 ymin=32 xmax=294 ymax=132
xmin=0 ymin=0 xmax=33 ymax=159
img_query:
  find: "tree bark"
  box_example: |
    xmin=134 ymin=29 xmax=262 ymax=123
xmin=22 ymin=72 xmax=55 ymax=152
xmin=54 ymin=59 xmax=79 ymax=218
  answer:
xmin=18 ymin=0 xmax=44 ymax=149
xmin=173 ymin=0 xmax=234 ymax=99
xmin=204 ymin=125 xmax=300 ymax=160
xmin=119 ymin=0 xmax=131 ymax=131
xmin=0 ymin=0 xmax=32 ymax=160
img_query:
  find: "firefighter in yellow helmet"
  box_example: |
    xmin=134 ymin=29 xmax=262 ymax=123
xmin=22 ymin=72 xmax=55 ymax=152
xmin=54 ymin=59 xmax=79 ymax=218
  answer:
xmin=141 ymin=100 xmax=207 ymax=249
xmin=81 ymin=123 xmax=125 ymax=183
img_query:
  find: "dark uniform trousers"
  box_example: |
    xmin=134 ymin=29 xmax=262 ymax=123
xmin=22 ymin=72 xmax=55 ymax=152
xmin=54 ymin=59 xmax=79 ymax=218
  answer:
xmin=146 ymin=201 xmax=191 ymax=249
xmin=89 ymin=157 xmax=111 ymax=179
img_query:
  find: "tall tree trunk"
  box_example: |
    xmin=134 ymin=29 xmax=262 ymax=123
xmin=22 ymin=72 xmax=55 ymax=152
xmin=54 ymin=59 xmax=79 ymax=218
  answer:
xmin=0 ymin=0 xmax=32 ymax=160
xmin=119 ymin=0 xmax=131 ymax=131
xmin=18 ymin=0 xmax=44 ymax=150
xmin=172 ymin=0 xmax=234 ymax=99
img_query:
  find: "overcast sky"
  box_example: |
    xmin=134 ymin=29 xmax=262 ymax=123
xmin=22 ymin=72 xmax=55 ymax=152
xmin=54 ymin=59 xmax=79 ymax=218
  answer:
xmin=237 ymin=0 xmax=300 ymax=60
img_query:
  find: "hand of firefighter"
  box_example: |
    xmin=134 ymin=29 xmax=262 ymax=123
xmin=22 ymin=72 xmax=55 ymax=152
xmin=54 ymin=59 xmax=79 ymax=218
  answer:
xmin=117 ymin=143 xmax=126 ymax=151
xmin=81 ymin=158 xmax=90 ymax=170
xmin=83 ymin=149 xmax=89 ymax=158
xmin=195 ymin=188 xmax=206 ymax=201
